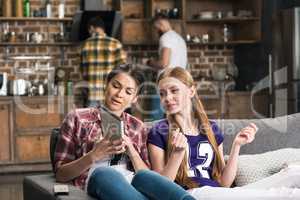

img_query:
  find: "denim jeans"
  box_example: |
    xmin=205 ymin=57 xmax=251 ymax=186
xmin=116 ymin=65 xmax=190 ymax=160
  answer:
xmin=87 ymin=167 xmax=195 ymax=200
xmin=149 ymin=93 xmax=164 ymax=121
xmin=87 ymin=100 xmax=100 ymax=108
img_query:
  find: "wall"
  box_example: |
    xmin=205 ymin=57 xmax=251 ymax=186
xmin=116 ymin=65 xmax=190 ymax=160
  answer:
xmin=0 ymin=0 xmax=233 ymax=84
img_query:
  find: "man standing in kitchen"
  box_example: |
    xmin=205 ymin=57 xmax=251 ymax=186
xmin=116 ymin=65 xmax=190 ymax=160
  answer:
xmin=146 ymin=13 xmax=187 ymax=120
xmin=147 ymin=13 xmax=187 ymax=70
xmin=81 ymin=16 xmax=126 ymax=107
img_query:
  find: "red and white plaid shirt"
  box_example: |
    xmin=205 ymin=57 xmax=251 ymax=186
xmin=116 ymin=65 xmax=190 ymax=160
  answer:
xmin=54 ymin=107 xmax=150 ymax=190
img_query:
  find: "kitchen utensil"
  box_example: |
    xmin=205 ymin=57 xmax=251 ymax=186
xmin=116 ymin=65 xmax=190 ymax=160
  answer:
xmin=13 ymin=79 xmax=27 ymax=96
xmin=199 ymin=11 xmax=215 ymax=19
xmin=211 ymin=64 xmax=227 ymax=81
xmin=0 ymin=72 xmax=8 ymax=96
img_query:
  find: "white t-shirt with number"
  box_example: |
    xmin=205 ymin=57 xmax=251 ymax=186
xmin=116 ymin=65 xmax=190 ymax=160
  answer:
xmin=159 ymin=30 xmax=187 ymax=69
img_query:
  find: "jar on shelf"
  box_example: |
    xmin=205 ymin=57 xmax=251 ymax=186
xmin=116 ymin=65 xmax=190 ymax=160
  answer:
xmin=16 ymin=0 xmax=24 ymax=17
xmin=3 ymin=0 xmax=13 ymax=17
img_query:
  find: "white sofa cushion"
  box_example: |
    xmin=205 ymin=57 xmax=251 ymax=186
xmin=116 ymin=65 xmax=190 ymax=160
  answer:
xmin=235 ymin=148 xmax=300 ymax=186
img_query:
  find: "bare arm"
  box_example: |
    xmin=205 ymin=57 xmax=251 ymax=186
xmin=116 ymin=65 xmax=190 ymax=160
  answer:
xmin=148 ymin=47 xmax=171 ymax=70
xmin=148 ymin=130 xmax=187 ymax=181
xmin=219 ymin=143 xmax=240 ymax=187
xmin=55 ymin=151 xmax=95 ymax=182
xmin=56 ymin=138 xmax=126 ymax=183
xmin=220 ymin=123 xmax=258 ymax=187
xmin=123 ymin=135 xmax=149 ymax=171
xmin=149 ymin=144 xmax=185 ymax=181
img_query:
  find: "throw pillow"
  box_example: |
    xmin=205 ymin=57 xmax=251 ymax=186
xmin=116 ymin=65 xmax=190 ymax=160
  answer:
xmin=235 ymin=148 xmax=300 ymax=187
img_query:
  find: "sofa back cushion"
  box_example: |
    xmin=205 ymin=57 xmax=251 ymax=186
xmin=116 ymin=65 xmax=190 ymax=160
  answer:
xmin=235 ymin=148 xmax=300 ymax=186
xmin=216 ymin=113 xmax=300 ymax=155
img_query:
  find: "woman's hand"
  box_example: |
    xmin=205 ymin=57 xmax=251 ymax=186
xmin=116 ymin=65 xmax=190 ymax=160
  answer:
xmin=233 ymin=123 xmax=258 ymax=147
xmin=122 ymin=134 xmax=137 ymax=157
xmin=171 ymin=128 xmax=188 ymax=152
xmin=90 ymin=137 xmax=126 ymax=163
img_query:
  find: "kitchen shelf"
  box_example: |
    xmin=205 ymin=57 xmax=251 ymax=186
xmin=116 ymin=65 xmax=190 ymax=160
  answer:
xmin=123 ymin=40 xmax=259 ymax=46
xmin=124 ymin=42 xmax=157 ymax=45
xmin=186 ymin=17 xmax=260 ymax=23
xmin=123 ymin=18 xmax=151 ymax=22
xmin=0 ymin=42 xmax=77 ymax=46
xmin=0 ymin=17 xmax=73 ymax=22
xmin=117 ymin=0 xmax=261 ymax=45
xmin=187 ymin=40 xmax=259 ymax=46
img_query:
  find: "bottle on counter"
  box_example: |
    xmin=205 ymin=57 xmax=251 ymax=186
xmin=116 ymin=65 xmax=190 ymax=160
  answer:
xmin=67 ymin=80 xmax=73 ymax=96
xmin=23 ymin=0 xmax=30 ymax=17
xmin=58 ymin=0 xmax=65 ymax=18
xmin=46 ymin=0 xmax=52 ymax=18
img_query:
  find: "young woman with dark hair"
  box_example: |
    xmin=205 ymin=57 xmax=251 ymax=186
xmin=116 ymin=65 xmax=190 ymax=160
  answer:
xmin=54 ymin=64 xmax=195 ymax=200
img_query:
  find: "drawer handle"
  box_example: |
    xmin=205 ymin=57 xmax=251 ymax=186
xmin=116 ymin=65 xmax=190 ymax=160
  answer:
xmin=0 ymin=105 xmax=5 ymax=111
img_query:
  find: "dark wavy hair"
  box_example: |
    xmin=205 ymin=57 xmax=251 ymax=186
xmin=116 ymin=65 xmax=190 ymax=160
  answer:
xmin=87 ymin=16 xmax=105 ymax=30
xmin=106 ymin=64 xmax=145 ymax=95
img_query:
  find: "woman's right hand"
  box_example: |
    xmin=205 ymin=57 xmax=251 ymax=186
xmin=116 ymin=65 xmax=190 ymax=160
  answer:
xmin=171 ymin=128 xmax=188 ymax=153
xmin=90 ymin=137 xmax=126 ymax=163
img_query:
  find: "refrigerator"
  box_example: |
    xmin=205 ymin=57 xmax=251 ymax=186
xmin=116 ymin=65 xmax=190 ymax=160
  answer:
xmin=271 ymin=6 xmax=300 ymax=116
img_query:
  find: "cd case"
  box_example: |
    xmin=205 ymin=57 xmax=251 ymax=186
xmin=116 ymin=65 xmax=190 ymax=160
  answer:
xmin=99 ymin=106 xmax=124 ymax=140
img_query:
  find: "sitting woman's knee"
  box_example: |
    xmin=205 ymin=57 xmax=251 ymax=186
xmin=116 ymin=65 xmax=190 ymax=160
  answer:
xmin=89 ymin=167 xmax=121 ymax=184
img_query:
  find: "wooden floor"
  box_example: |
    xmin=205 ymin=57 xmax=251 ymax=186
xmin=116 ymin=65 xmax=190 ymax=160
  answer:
xmin=0 ymin=173 xmax=48 ymax=200
xmin=0 ymin=174 xmax=24 ymax=200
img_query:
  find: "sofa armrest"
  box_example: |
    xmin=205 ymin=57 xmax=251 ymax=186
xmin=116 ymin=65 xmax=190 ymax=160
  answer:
xmin=23 ymin=174 xmax=96 ymax=200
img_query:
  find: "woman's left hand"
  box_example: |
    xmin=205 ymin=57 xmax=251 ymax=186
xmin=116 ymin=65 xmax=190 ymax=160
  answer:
xmin=234 ymin=123 xmax=258 ymax=146
xmin=122 ymin=135 xmax=136 ymax=156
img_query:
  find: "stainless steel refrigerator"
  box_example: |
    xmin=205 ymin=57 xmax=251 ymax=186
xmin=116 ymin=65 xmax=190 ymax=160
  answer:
xmin=271 ymin=7 xmax=300 ymax=116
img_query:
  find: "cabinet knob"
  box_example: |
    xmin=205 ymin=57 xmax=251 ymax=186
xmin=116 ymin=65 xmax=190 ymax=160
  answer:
xmin=0 ymin=105 xmax=5 ymax=111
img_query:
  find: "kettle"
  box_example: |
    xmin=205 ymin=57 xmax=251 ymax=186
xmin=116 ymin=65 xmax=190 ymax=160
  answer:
xmin=0 ymin=72 xmax=8 ymax=96
xmin=13 ymin=79 xmax=27 ymax=95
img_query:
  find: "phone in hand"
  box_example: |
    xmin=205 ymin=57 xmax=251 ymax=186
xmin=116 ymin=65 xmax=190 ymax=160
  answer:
xmin=99 ymin=106 xmax=124 ymax=141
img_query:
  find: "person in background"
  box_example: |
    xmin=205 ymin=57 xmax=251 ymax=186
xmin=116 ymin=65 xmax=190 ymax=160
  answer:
xmin=81 ymin=16 xmax=126 ymax=107
xmin=146 ymin=13 xmax=188 ymax=121
xmin=148 ymin=67 xmax=300 ymax=199
xmin=147 ymin=13 xmax=187 ymax=70
xmin=54 ymin=64 xmax=195 ymax=200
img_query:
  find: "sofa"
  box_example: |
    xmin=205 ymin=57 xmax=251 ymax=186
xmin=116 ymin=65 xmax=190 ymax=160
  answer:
xmin=23 ymin=113 xmax=300 ymax=200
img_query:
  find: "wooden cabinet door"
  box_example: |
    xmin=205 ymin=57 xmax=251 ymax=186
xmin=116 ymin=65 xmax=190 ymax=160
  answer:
xmin=0 ymin=102 xmax=12 ymax=162
xmin=15 ymin=102 xmax=61 ymax=130
xmin=227 ymin=92 xmax=268 ymax=119
xmin=16 ymin=134 xmax=50 ymax=162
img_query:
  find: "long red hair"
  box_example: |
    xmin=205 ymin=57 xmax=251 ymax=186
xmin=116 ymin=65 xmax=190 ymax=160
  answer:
xmin=157 ymin=67 xmax=224 ymax=189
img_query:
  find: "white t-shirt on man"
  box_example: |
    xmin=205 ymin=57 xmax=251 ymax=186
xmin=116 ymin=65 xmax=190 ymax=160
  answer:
xmin=159 ymin=30 xmax=187 ymax=69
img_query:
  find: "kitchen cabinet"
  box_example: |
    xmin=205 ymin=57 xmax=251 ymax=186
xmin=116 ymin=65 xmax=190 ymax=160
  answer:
xmin=226 ymin=91 xmax=269 ymax=119
xmin=115 ymin=0 xmax=262 ymax=45
xmin=0 ymin=96 xmax=77 ymax=173
xmin=0 ymin=101 xmax=13 ymax=163
xmin=201 ymin=91 xmax=269 ymax=119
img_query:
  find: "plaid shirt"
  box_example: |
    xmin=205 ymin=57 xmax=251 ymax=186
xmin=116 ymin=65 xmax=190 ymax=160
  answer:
xmin=54 ymin=107 xmax=150 ymax=190
xmin=81 ymin=33 xmax=126 ymax=103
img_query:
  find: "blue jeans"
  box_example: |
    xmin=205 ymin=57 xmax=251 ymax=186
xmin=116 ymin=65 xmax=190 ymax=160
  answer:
xmin=87 ymin=167 xmax=195 ymax=200
xmin=87 ymin=100 xmax=100 ymax=108
xmin=149 ymin=93 xmax=164 ymax=121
